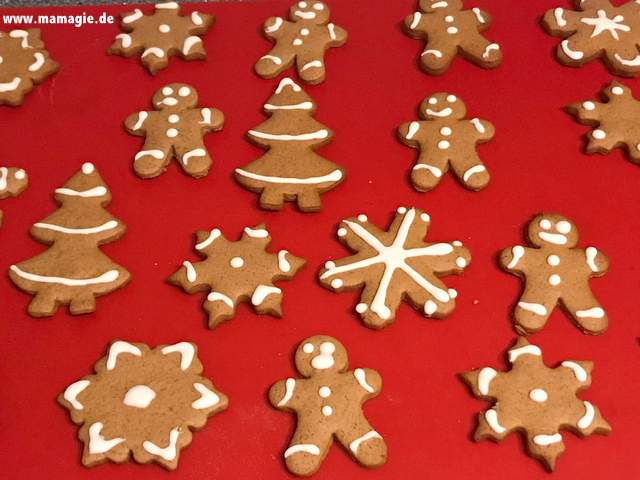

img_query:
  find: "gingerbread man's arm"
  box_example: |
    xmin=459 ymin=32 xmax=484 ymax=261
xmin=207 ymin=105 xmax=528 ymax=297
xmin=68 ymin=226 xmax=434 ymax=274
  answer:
xmin=403 ymin=10 xmax=430 ymax=38
xmin=197 ymin=107 xmax=225 ymax=134
xmin=326 ymin=23 xmax=348 ymax=45
xmin=469 ymin=8 xmax=493 ymax=30
xmin=583 ymin=246 xmax=609 ymax=276
xmin=467 ymin=118 xmax=495 ymax=143
xmin=269 ymin=378 xmax=300 ymax=411
xmin=124 ymin=110 xmax=152 ymax=136
xmin=398 ymin=120 xmax=428 ymax=148
xmin=499 ymin=245 xmax=531 ymax=275
xmin=262 ymin=16 xmax=289 ymax=40
xmin=542 ymin=6 xmax=584 ymax=35
xmin=352 ymin=368 xmax=382 ymax=397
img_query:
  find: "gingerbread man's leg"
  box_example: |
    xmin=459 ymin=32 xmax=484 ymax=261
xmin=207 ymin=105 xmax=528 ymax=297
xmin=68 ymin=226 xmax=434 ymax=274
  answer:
xmin=284 ymin=424 xmax=332 ymax=476
xmin=258 ymin=186 xmax=286 ymax=211
xmin=513 ymin=286 xmax=558 ymax=335
xmin=336 ymin=417 xmax=386 ymax=469
xmin=449 ymin=151 xmax=490 ymax=191
xmin=458 ymin=37 xmax=502 ymax=69
xmin=175 ymin=144 xmax=212 ymax=179
xmin=255 ymin=45 xmax=296 ymax=79
xmin=27 ymin=288 xmax=59 ymax=317
xmin=418 ymin=41 xmax=457 ymax=75
xmin=411 ymin=152 xmax=449 ymax=192
xmin=133 ymin=142 xmax=172 ymax=179
xmin=295 ymin=50 xmax=327 ymax=85
xmin=560 ymin=285 xmax=608 ymax=335
xmin=295 ymin=186 xmax=322 ymax=212
xmin=69 ymin=292 xmax=97 ymax=315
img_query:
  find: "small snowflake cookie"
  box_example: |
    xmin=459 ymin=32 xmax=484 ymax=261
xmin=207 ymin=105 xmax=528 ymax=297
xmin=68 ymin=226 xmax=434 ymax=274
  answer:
xmin=0 ymin=166 xmax=28 ymax=226
xmin=270 ymin=335 xmax=387 ymax=476
xmin=0 ymin=29 xmax=59 ymax=106
xmin=58 ymin=341 xmax=228 ymax=469
xmin=109 ymin=2 xmax=214 ymax=74
xmin=500 ymin=213 xmax=609 ymax=335
xmin=543 ymin=0 xmax=640 ymax=77
xmin=398 ymin=92 xmax=494 ymax=192
xmin=566 ymin=81 xmax=640 ymax=165
xmin=168 ymin=224 xmax=306 ymax=329
xmin=319 ymin=207 xmax=471 ymax=329
xmin=403 ymin=0 xmax=502 ymax=75
xmin=125 ymin=83 xmax=224 ymax=179
xmin=255 ymin=1 xmax=348 ymax=84
xmin=462 ymin=338 xmax=611 ymax=471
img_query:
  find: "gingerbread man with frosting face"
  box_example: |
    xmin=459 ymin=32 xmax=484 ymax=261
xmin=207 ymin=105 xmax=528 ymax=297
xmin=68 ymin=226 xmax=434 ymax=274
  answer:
xmin=500 ymin=214 xmax=609 ymax=335
xmin=269 ymin=335 xmax=387 ymax=476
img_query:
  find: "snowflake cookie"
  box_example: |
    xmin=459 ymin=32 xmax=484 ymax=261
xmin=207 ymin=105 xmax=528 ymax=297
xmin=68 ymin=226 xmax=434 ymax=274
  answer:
xmin=270 ymin=335 xmax=387 ymax=476
xmin=0 ymin=166 xmax=28 ymax=226
xmin=318 ymin=207 xmax=471 ymax=329
xmin=0 ymin=29 xmax=59 ymax=106
xmin=255 ymin=1 xmax=348 ymax=84
xmin=543 ymin=0 xmax=640 ymax=77
xmin=168 ymin=224 xmax=306 ymax=329
xmin=58 ymin=341 xmax=228 ymax=469
xmin=109 ymin=2 xmax=214 ymax=75
xmin=500 ymin=213 xmax=609 ymax=335
xmin=566 ymin=81 xmax=640 ymax=165
xmin=403 ymin=0 xmax=502 ymax=75
xmin=462 ymin=338 xmax=611 ymax=471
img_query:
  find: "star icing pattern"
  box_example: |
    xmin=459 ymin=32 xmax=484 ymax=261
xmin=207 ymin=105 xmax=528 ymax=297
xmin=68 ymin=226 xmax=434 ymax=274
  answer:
xmin=581 ymin=9 xmax=630 ymax=40
xmin=318 ymin=207 xmax=471 ymax=329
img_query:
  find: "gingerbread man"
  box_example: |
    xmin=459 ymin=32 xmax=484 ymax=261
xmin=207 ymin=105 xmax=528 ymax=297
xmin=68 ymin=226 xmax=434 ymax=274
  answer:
xmin=404 ymin=0 xmax=502 ymax=75
xmin=269 ymin=335 xmax=387 ymax=476
xmin=500 ymin=214 xmax=609 ymax=335
xmin=398 ymin=92 xmax=494 ymax=192
xmin=125 ymin=83 xmax=224 ymax=179
xmin=255 ymin=1 xmax=347 ymax=85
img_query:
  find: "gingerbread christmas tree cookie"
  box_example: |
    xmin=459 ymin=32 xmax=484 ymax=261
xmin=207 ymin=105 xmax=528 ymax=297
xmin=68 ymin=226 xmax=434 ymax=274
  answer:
xmin=0 ymin=29 xmax=58 ymax=106
xmin=270 ymin=335 xmax=387 ymax=476
xmin=461 ymin=338 xmax=611 ymax=471
xmin=235 ymin=78 xmax=345 ymax=212
xmin=403 ymin=0 xmax=502 ymax=75
xmin=319 ymin=207 xmax=471 ymax=329
xmin=255 ymin=1 xmax=347 ymax=84
xmin=59 ymin=340 xmax=228 ymax=470
xmin=109 ymin=2 xmax=214 ymax=74
xmin=0 ymin=166 xmax=28 ymax=226
xmin=168 ymin=224 xmax=305 ymax=329
xmin=9 ymin=163 xmax=130 ymax=317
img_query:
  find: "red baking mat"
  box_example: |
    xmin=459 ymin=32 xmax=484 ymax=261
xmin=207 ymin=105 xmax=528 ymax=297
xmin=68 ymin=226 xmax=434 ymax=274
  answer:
xmin=0 ymin=1 xmax=638 ymax=478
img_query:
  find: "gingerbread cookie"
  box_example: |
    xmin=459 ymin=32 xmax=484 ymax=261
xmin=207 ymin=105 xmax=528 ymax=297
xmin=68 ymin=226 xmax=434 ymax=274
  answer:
xmin=403 ymin=0 xmax=502 ymax=75
xmin=462 ymin=338 xmax=611 ymax=471
xmin=255 ymin=1 xmax=347 ymax=84
xmin=235 ymin=78 xmax=345 ymax=212
xmin=0 ymin=29 xmax=59 ymax=106
xmin=109 ymin=2 xmax=214 ymax=75
xmin=168 ymin=224 xmax=305 ymax=329
xmin=319 ymin=207 xmax=471 ymax=329
xmin=500 ymin=213 xmax=609 ymax=335
xmin=9 ymin=163 xmax=130 ymax=317
xmin=543 ymin=1 xmax=640 ymax=77
xmin=0 ymin=166 xmax=28 ymax=226
xmin=566 ymin=81 xmax=640 ymax=165
xmin=398 ymin=92 xmax=494 ymax=192
xmin=270 ymin=335 xmax=387 ymax=476
xmin=125 ymin=83 xmax=224 ymax=179
xmin=59 ymin=340 xmax=228 ymax=469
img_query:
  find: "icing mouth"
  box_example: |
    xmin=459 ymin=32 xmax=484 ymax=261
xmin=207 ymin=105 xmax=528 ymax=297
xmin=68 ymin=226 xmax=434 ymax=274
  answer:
xmin=538 ymin=232 xmax=567 ymax=245
xmin=294 ymin=11 xmax=316 ymax=19
xmin=158 ymin=97 xmax=178 ymax=106
xmin=431 ymin=1 xmax=448 ymax=8
xmin=426 ymin=107 xmax=452 ymax=117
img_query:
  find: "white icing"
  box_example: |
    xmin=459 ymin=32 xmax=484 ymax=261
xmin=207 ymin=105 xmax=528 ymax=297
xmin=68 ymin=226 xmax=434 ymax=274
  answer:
xmin=192 ymin=382 xmax=220 ymax=409
xmin=482 ymin=43 xmax=500 ymax=59
xmin=166 ymin=128 xmax=178 ymax=138
xmin=191 ymin=11 xmax=204 ymax=26
xmin=357 ymin=214 xmax=368 ymax=222
xmin=557 ymin=221 xmax=571 ymax=233
xmin=554 ymin=8 xmax=567 ymax=27
xmin=244 ymin=227 xmax=269 ymax=238
xmin=424 ymin=300 xmax=437 ymax=315
xmin=155 ymin=1 xmax=179 ymax=9
xmin=123 ymin=385 xmax=156 ymax=408
xmin=577 ymin=401 xmax=595 ymax=429
xmin=143 ymin=428 xmax=180 ymax=461
xmin=278 ymin=378 xmax=296 ymax=406
xmin=447 ymin=27 xmax=458 ymax=34
xmin=405 ymin=122 xmax=420 ymax=140
xmin=248 ymin=129 xmax=329 ymax=141
xmin=472 ymin=7 xmax=484 ymax=23
xmin=576 ymin=307 xmax=605 ymax=318
xmin=431 ymin=1 xmax=448 ymax=8
xmin=142 ymin=47 xmax=165 ymax=58
xmin=538 ymin=231 xmax=567 ymax=245
xmin=162 ymin=87 xmax=173 ymax=96
xmin=14 ymin=169 xmax=26 ymax=180
xmin=354 ymin=368 xmax=374 ymax=392
xmin=410 ymin=12 xmax=422 ymax=29
xmin=0 ymin=77 xmax=22 ymax=92
xmin=561 ymin=361 xmax=587 ymax=382
xmin=235 ymin=168 xmax=342 ymax=185
xmin=183 ymin=261 xmax=197 ymax=282
xmin=456 ymin=257 xmax=467 ymax=268
xmin=275 ymin=78 xmax=301 ymax=94
xmin=426 ymin=107 xmax=452 ymax=117
xmin=477 ymin=367 xmax=497 ymax=395
xmin=230 ymin=257 xmax=244 ymax=268
xmin=421 ymin=49 xmax=443 ymax=58
xmin=518 ymin=302 xmax=547 ymax=315
xmin=266 ymin=17 xmax=283 ymax=33
xmin=9 ymin=29 xmax=30 ymax=48
xmin=301 ymin=60 xmax=323 ymax=71
xmin=55 ymin=185 xmax=107 ymax=198
xmin=446 ymin=95 xmax=457 ymax=103
xmin=547 ymin=254 xmax=560 ymax=266
xmin=178 ymin=86 xmax=190 ymax=97
xmin=463 ymin=165 xmax=486 ymax=182
xmin=592 ymin=129 xmax=606 ymax=139
xmin=284 ymin=444 xmax=320 ymax=457
xmin=421 ymin=212 xmax=430 ymax=222
xmin=33 ymin=220 xmax=118 ymax=235
xmin=337 ymin=227 xmax=347 ymax=237
xmin=136 ymin=148 xmax=163 ymax=161
xmin=529 ymin=388 xmax=548 ymax=402
xmin=322 ymin=405 xmax=333 ymax=416
xmin=349 ymin=431 xmax=382 ymax=454
xmin=278 ymin=250 xmax=291 ymax=272
xmin=356 ymin=303 xmax=368 ymax=313
xmin=325 ymin=261 xmax=336 ymax=269
xmin=328 ymin=23 xmax=336 ymax=40
xmin=196 ymin=228 xmax=221 ymax=250
xmin=583 ymin=101 xmax=595 ymax=110
xmin=106 ymin=341 xmax=142 ymax=370
xmin=10 ymin=265 xmax=118 ymax=287
xmin=28 ymin=52 xmax=45 ymax=72
xmin=251 ymin=285 xmax=281 ymax=305
xmin=0 ymin=167 xmax=8 ymax=190
xmin=265 ymin=101 xmax=313 ymax=111
xmin=159 ymin=97 xmax=178 ymax=106
xmin=438 ymin=140 xmax=450 ymax=150
xmin=63 ymin=380 xmax=90 ymax=410
xmin=485 ymin=409 xmax=506 ymax=434
xmin=548 ymin=274 xmax=561 ymax=286
xmin=313 ymin=3 xmax=324 ymax=10
xmin=470 ymin=118 xmax=486 ymax=133
xmin=508 ymin=344 xmax=542 ymax=362
xmin=585 ymin=247 xmax=598 ymax=271
xmin=311 ymin=341 xmax=335 ymax=369
xmin=611 ymin=86 xmax=624 ymax=95
xmin=413 ymin=164 xmax=443 ymax=177
xmin=580 ymin=9 xmax=630 ymax=40
xmin=182 ymin=148 xmax=206 ymax=165
xmin=428 ymin=98 xmax=437 ymax=105
xmin=88 ymin=422 xmax=124 ymax=454
xmin=561 ymin=40 xmax=584 ymax=60
xmin=302 ymin=343 xmax=314 ymax=354
xmin=159 ymin=24 xmax=171 ymax=33
xmin=447 ymin=288 xmax=457 ymax=298
xmin=507 ymin=245 xmax=524 ymax=269
xmin=132 ymin=111 xmax=147 ymax=130
xmin=183 ymin=36 xmax=201 ymax=55
xmin=319 ymin=386 xmax=331 ymax=397
xmin=533 ymin=433 xmax=562 ymax=446
xmin=293 ymin=38 xmax=303 ymax=46
xmin=207 ymin=292 xmax=233 ymax=308
xmin=200 ymin=108 xmax=212 ymax=124
xmin=261 ymin=55 xmax=282 ymax=65
xmin=294 ymin=11 xmax=316 ymax=20
xmin=540 ymin=219 xmax=552 ymax=230
xmin=440 ymin=127 xmax=452 ymax=136
xmin=162 ymin=342 xmax=195 ymax=370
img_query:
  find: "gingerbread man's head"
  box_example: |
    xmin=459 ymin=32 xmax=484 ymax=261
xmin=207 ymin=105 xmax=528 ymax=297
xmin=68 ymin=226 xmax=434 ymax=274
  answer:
xmin=420 ymin=93 xmax=467 ymax=120
xmin=153 ymin=83 xmax=198 ymax=111
xmin=294 ymin=335 xmax=348 ymax=377
xmin=527 ymin=214 xmax=579 ymax=249
xmin=419 ymin=0 xmax=463 ymax=12
xmin=289 ymin=1 xmax=330 ymax=24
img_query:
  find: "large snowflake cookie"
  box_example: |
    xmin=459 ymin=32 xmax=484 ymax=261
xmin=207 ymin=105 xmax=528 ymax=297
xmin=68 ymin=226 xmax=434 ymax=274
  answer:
xmin=125 ymin=83 xmax=224 ymax=179
xmin=255 ymin=1 xmax=347 ymax=84
xmin=9 ymin=163 xmax=130 ymax=317
xmin=462 ymin=338 xmax=611 ymax=471
xmin=500 ymin=213 xmax=609 ymax=335
xmin=168 ymin=224 xmax=306 ymax=329
xmin=543 ymin=0 xmax=640 ymax=76
xmin=0 ymin=29 xmax=58 ymax=106
xmin=403 ymin=0 xmax=502 ymax=75
xmin=270 ymin=335 xmax=387 ymax=476
xmin=109 ymin=2 xmax=214 ymax=75
xmin=566 ymin=80 xmax=640 ymax=165
xmin=0 ymin=166 xmax=28 ymax=226
xmin=319 ymin=207 xmax=471 ymax=329
xmin=58 ymin=340 xmax=228 ymax=469
xmin=398 ymin=92 xmax=494 ymax=192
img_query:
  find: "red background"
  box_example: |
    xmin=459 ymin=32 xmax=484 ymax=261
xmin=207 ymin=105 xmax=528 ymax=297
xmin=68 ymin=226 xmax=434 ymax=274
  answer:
xmin=0 ymin=0 xmax=639 ymax=478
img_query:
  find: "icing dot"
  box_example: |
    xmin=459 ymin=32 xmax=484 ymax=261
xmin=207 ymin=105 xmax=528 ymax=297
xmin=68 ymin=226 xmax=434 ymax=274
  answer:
xmin=301 ymin=28 xmax=310 ymax=35
xmin=325 ymin=261 xmax=335 ymax=269
xmin=420 ymin=212 xmax=430 ymax=222
xmin=298 ymin=1 xmax=307 ymax=7
xmin=447 ymin=27 xmax=458 ymax=34
xmin=230 ymin=257 xmax=244 ymax=268
xmin=82 ymin=162 xmax=95 ymax=174
xmin=337 ymin=227 xmax=347 ymax=237
xmin=556 ymin=220 xmax=571 ymax=234
xmin=529 ymin=388 xmax=548 ymax=403
xmin=446 ymin=94 xmax=457 ymax=103
xmin=123 ymin=385 xmax=156 ymax=408
xmin=539 ymin=219 xmax=552 ymax=230
xmin=314 ymin=3 xmax=324 ymax=10
xmin=356 ymin=303 xmax=368 ymax=313
xmin=357 ymin=214 xmax=368 ymax=222
xmin=319 ymin=386 xmax=331 ymax=397
xmin=168 ymin=114 xmax=180 ymax=123
xmin=178 ymin=86 xmax=191 ymax=97
xmin=166 ymin=128 xmax=178 ymax=138
xmin=14 ymin=169 xmax=26 ymax=180
xmin=293 ymin=38 xmax=303 ymax=46
xmin=611 ymin=86 xmax=624 ymax=95
xmin=445 ymin=15 xmax=454 ymax=22
xmin=582 ymin=101 xmax=595 ymax=110
xmin=428 ymin=97 xmax=437 ymax=105
xmin=549 ymin=274 xmax=561 ymax=286
xmin=452 ymin=240 xmax=462 ymax=246
xmin=438 ymin=140 xmax=450 ymax=150
xmin=424 ymin=300 xmax=437 ymax=315
xmin=322 ymin=405 xmax=333 ymax=416
xmin=397 ymin=206 xmax=407 ymax=214
xmin=456 ymin=257 xmax=467 ymax=268
xmin=448 ymin=288 xmax=458 ymax=299
xmin=303 ymin=343 xmax=314 ymax=353
xmin=547 ymin=255 xmax=560 ymax=266
xmin=162 ymin=86 xmax=173 ymax=95
xmin=331 ymin=279 xmax=343 ymax=289
xmin=592 ymin=129 xmax=606 ymax=140
xmin=158 ymin=24 xmax=171 ymax=33
xmin=440 ymin=127 xmax=452 ymax=136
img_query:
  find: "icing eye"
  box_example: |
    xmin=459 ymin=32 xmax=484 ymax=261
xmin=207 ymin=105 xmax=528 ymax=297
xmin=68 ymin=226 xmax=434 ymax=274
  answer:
xmin=14 ymin=169 xmax=26 ymax=180
xmin=428 ymin=97 xmax=437 ymax=105
xmin=313 ymin=2 xmax=324 ymax=10
xmin=298 ymin=1 xmax=307 ymax=7
xmin=539 ymin=219 xmax=552 ymax=230
xmin=611 ymin=86 xmax=624 ymax=95
xmin=556 ymin=221 xmax=571 ymax=234
xmin=446 ymin=94 xmax=457 ymax=103
xmin=178 ymin=86 xmax=191 ymax=97
xmin=319 ymin=342 xmax=335 ymax=354
xmin=162 ymin=86 xmax=173 ymax=96
xmin=302 ymin=343 xmax=314 ymax=353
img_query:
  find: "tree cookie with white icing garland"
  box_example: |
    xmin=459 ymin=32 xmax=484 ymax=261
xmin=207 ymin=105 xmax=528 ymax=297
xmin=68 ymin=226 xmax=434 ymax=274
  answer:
xmin=0 ymin=166 xmax=28 ymax=226
xmin=125 ymin=83 xmax=224 ymax=179
xmin=500 ymin=213 xmax=609 ymax=335
xmin=168 ymin=224 xmax=306 ymax=329
xmin=319 ymin=207 xmax=471 ymax=329
xmin=234 ymin=78 xmax=345 ymax=212
xmin=9 ymin=163 xmax=130 ymax=317
xmin=58 ymin=340 xmax=228 ymax=470
xmin=0 ymin=29 xmax=59 ymax=106
xmin=108 ymin=2 xmax=214 ymax=75
xmin=398 ymin=92 xmax=494 ymax=192
xmin=461 ymin=337 xmax=611 ymax=471
xmin=255 ymin=1 xmax=347 ymax=84
xmin=269 ymin=335 xmax=387 ymax=476
xmin=543 ymin=0 xmax=640 ymax=77
xmin=403 ymin=0 xmax=502 ymax=75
